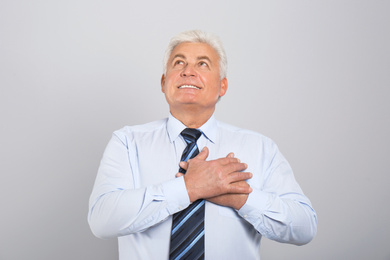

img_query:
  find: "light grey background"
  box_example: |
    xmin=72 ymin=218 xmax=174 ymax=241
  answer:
xmin=1 ymin=1 xmax=389 ymax=259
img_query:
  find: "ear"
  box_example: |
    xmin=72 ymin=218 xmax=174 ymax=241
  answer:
xmin=219 ymin=77 xmax=228 ymax=97
xmin=160 ymin=74 xmax=166 ymax=93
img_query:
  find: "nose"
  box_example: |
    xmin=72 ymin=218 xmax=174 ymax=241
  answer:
xmin=180 ymin=64 xmax=197 ymax=77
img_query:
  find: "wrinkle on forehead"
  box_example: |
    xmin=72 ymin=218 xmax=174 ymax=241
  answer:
xmin=171 ymin=54 xmax=213 ymax=64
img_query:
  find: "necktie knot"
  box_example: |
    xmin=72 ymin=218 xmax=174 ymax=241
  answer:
xmin=181 ymin=128 xmax=201 ymax=144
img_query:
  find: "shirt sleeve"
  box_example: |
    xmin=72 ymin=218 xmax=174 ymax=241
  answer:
xmin=237 ymin=139 xmax=317 ymax=245
xmin=88 ymin=131 xmax=190 ymax=239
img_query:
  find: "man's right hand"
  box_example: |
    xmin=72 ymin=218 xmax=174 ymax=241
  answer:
xmin=179 ymin=147 xmax=252 ymax=204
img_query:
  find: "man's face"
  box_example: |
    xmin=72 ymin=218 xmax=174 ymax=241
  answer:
xmin=161 ymin=42 xmax=227 ymax=115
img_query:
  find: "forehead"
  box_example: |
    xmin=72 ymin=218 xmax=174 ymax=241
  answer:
xmin=170 ymin=42 xmax=219 ymax=62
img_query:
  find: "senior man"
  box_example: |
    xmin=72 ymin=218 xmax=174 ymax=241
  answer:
xmin=88 ymin=30 xmax=317 ymax=260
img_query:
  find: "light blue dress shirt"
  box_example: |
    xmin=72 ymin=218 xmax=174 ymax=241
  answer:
xmin=88 ymin=114 xmax=317 ymax=260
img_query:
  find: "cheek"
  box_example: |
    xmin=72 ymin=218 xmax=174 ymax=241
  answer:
xmin=162 ymin=80 xmax=176 ymax=98
xmin=210 ymin=79 xmax=223 ymax=93
xmin=162 ymin=77 xmax=172 ymax=92
xmin=163 ymin=74 xmax=178 ymax=88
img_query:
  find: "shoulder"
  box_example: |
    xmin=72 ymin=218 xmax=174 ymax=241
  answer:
xmin=112 ymin=118 xmax=168 ymax=142
xmin=215 ymin=121 xmax=284 ymax=167
xmin=216 ymin=120 xmax=272 ymax=142
xmin=215 ymin=120 xmax=281 ymax=155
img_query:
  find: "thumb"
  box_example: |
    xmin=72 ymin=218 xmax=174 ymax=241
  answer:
xmin=195 ymin=146 xmax=209 ymax=160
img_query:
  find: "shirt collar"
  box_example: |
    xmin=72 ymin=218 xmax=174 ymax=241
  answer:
xmin=167 ymin=113 xmax=217 ymax=144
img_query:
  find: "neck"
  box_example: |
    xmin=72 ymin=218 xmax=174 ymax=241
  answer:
xmin=170 ymin=106 xmax=215 ymax=128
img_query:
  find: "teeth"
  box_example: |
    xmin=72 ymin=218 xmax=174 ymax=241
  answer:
xmin=179 ymin=85 xmax=200 ymax=89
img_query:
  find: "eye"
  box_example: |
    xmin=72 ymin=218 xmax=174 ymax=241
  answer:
xmin=174 ymin=60 xmax=184 ymax=66
xmin=199 ymin=61 xmax=209 ymax=67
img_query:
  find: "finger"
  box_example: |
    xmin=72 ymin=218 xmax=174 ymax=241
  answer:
xmin=218 ymin=157 xmax=241 ymax=165
xmin=179 ymin=161 xmax=188 ymax=170
xmin=228 ymin=171 xmax=252 ymax=183
xmin=195 ymin=146 xmax=209 ymax=161
xmin=223 ymin=161 xmax=248 ymax=172
xmin=231 ymin=180 xmax=250 ymax=187
xmin=176 ymin=172 xmax=184 ymax=177
xmin=228 ymin=181 xmax=253 ymax=194
xmin=226 ymin=152 xmax=235 ymax=158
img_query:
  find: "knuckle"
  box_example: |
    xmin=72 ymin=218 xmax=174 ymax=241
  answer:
xmin=229 ymin=158 xmax=239 ymax=164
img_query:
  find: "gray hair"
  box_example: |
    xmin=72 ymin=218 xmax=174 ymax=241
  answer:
xmin=162 ymin=30 xmax=227 ymax=79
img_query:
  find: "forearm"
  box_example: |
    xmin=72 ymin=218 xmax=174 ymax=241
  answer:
xmin=238 ymin=188 xmax=317 ymax=245
xmin=88 ymin=177 xmax=189 ymax=239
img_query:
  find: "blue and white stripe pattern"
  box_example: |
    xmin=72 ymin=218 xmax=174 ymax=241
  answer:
xmin=170 ymin=128 xmax=205 ymax=260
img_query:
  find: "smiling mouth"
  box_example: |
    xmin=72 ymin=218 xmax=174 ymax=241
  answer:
xmin=178 ymin=85 xmax=201 ymax=89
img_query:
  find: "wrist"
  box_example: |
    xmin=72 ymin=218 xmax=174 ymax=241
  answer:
xmin=183 ymin=175 xmax=199 ymax=203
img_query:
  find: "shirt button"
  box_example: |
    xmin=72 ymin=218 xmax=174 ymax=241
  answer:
xmin=243 ymin=215 xmax=248 ymax=218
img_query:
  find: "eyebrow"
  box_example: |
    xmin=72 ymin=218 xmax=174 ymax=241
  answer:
xmin=197 ymin=56 xmax=212 ymax=64
xmin=172 ymin=54 xmax=186 ymax=61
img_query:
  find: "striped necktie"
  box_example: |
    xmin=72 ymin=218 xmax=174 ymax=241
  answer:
xmin=169 ymin=128 xmax=204 ymax=260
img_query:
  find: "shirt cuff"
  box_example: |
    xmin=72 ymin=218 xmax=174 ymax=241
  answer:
xmin=161 ymin=176 xmax=190 ymax=214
